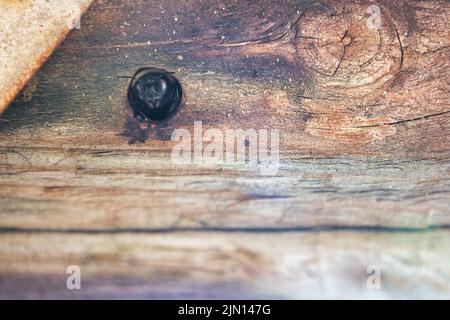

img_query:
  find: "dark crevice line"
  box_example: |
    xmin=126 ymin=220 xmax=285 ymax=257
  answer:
xmin=352 ymin=110 xmax=450 ymax=128
xmin=331 ymin=30 xmax=352 ymax=77
xmin=394 ymin=26 xmax=404 ymax=70
xmin=0 ymin=224 xmax=449 ymax=235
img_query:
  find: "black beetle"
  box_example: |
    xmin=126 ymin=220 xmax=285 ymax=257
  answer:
xmin=126 ymin=67 xmax=182 ymax=121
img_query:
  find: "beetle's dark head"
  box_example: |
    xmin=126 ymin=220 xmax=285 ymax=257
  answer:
xmin=127 ymin=68 xmax=182 ymax=122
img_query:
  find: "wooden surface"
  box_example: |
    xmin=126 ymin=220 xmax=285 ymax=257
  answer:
xmin=0 ymin=0 xmax=449 ymax=299
xmin=1 ymin=231 xmax=449 ymax=299
xmin=0 ymin=0 xmax=92 ymax=114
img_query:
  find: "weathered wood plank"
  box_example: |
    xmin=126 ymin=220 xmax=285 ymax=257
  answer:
xmin=0 ymin=230 xmax=449 ymax=299
xmin=0 ymin=146 xmax=449 ymax=230
xmin=0 ymin=0 xmax=448 ymax=158
xmin=0 ymin=0 xmax=93 ymax=114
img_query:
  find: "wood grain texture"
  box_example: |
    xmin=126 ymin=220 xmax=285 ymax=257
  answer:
xmin=0 ymin=0 xmax=448 ymax=230
xmin=0 ymin=0 xmax=449 ymax=157
xmin=0 ymin=147 xmax=449 ymax=230
xmin=0 ymin=231 xmax=449 ymax=299
xmin=0 ymin=0 xmax=93 ymax=114
xmin=0 ymin=0 xmax=449 ymax=299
